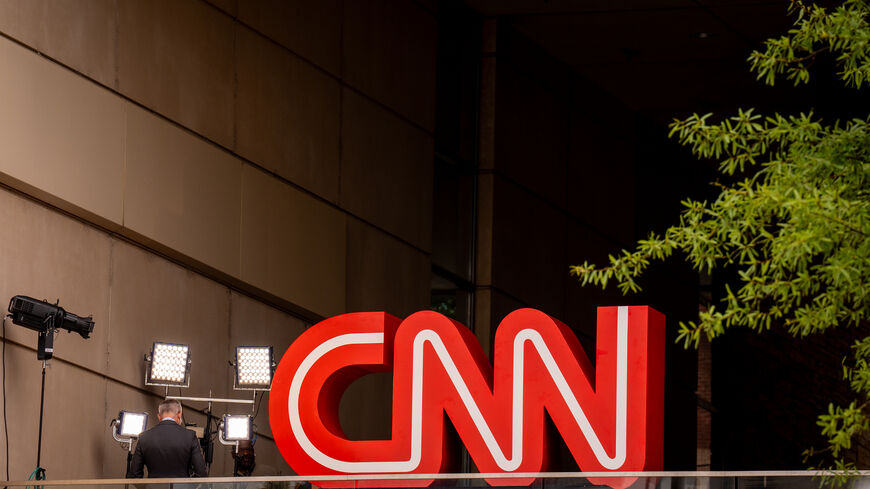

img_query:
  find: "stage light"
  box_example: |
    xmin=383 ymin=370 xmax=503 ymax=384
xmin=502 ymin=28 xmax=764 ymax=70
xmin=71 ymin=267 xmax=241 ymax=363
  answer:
xmin=118 ymin=411 xmax=148 ymax=437
xmin=8 ymin=296 xmax=94 ymax=338
xmin=222 ymin=414 xmax=253 ymax=441
xmin=110 ymin=410 xmax=148 ymax=474
xmin=233 ymin=346 xmax=274 ymax=390
xmin=7 ymin=295 xmax=94 ymax=360
xmin=146 ymin=342 xmax=191 ymax=387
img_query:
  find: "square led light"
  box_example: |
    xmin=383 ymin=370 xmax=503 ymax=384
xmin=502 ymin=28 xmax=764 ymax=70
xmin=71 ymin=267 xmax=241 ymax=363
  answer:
xmin=118 ymin=411 xmax=148 ymax=437
xmin=146 ymin=342 xmax=190 ymax=387
xmin=223 ymin=414 xmax=253 ymax=441
xmin=234 ymin=346 xmax=273 ymax=390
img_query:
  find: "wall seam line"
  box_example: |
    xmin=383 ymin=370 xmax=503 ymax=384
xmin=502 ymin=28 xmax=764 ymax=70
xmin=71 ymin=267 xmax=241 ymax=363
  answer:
xmin=0 ymin=30 xmax=433 ymax=255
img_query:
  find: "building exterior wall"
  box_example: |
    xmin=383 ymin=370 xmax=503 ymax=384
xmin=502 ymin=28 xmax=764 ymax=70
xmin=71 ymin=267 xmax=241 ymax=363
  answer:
xmin=0 ymin=0 xmax=436 ymax=479
xmin=0 ymin=0 xmax=708 ymax=480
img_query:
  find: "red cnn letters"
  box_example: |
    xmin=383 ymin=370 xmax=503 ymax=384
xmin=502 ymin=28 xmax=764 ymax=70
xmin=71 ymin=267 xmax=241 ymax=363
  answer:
xmin=269 ymin=306 xmax=665 ymax=488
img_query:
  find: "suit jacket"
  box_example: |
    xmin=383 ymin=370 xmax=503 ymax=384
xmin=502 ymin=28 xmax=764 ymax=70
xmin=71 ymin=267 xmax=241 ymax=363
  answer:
xmin=127 ymin=419 xmax=208 ymax=478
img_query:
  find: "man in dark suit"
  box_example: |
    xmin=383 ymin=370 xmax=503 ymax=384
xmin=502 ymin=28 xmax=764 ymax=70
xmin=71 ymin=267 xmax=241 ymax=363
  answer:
xmin=126 ymin=398 xmax=208 ymax=478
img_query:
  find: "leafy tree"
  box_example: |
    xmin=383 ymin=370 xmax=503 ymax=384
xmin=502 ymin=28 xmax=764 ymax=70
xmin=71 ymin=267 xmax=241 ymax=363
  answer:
xmin=570 ymin=0 xmax=870 ymax=474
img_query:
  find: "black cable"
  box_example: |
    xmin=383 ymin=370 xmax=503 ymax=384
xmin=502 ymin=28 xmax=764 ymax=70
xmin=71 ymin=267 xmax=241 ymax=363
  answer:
xmin=252 ymin=391 xmax=265 ymax=420
xmin=3 ymin=315 xmax=9 ymax=483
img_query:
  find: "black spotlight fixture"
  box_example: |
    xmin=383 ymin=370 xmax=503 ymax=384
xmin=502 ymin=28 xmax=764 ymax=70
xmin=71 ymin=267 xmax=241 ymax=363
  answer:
xmin=7 ymin=295 xmax=94 ymax=360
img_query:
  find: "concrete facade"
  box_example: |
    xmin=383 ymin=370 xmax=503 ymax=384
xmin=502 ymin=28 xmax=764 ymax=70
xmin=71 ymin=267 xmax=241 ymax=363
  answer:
xmin=0 ymin=0 xmax=435 ymax=479
xmin=0 ymin=0 xmax=704 ymax=481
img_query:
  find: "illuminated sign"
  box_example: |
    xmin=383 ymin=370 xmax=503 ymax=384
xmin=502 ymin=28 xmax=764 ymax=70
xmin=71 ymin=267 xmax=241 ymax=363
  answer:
xmin=270 ymin=306 xmax=665 ymax=489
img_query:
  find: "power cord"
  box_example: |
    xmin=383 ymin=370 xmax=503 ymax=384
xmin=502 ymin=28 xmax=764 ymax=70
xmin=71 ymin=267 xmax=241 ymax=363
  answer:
xmin=253 ymin=391 xmax=265 ymax=420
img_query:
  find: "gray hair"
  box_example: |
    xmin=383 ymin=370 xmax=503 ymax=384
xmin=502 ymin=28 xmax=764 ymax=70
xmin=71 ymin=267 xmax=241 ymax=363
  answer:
xmin=158 ymin=398 xmax=182 ymax=417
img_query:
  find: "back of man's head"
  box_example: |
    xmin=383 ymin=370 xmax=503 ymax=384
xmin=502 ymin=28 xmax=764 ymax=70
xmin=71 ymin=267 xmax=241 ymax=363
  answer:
xmin=158 ymin=398 xmax=182 ymax=418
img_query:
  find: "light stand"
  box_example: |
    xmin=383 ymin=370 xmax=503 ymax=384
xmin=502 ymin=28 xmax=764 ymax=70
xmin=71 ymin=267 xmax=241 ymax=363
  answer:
xmin=204 ymin=395 xmax=213 ymax=466
xmin=33 ymin=359 xmax=47 ymax=480
xmin=110 ymin=411 xmax=148 ymax=476
xmin=110 ymin=421 xmax=136 ymax=474
xmin=7 ymin=296 xmax=95 ymax=480
xmin=24 ymin=306 xmax=60 ymax=481
xmin=219 ymin=345 xmax=273 ymax=476
xmin=33 ymin=314 xmax=57 ymax=481
xmin=218 ymin=410 xmax=256 ymax=476
xmin=164 ymin=393 xmax=254 ymax=471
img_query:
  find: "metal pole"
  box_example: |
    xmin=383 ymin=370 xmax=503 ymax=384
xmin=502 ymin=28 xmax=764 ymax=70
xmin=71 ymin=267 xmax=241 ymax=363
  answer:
xmin=35 ymin=360 xmax=47 ymax=480
xmin=165 ymin=395 xmax=254 ymax=404
xmin=125 ymin=451 xmax=133 ymax=476
xmin=203 ymin=391 xmax=214 ymax=468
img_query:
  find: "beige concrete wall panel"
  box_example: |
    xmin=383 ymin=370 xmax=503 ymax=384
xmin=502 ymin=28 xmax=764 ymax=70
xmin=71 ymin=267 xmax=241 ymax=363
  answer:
xmin=235 ymin=26 xmax=340 ymax=202
xmin=237 ymin=0 xmax=341 ymax=75
xmin=495 ymin=65 xmax=568 ymax=208
xmin=342 ymin=0 xmax=437 ymax=131
xmin=42 ymin=0 xmax=117 ymax=87
xmin=566 ymin=114 xmax=636 ymax=244
xmin=345 ymin=219 xmax=429 ymax=319
xmin=491 ymin=177 xmax=566 ymax=319
xmin=40 ymin=363 xmax=108 ymax=479
xmin=0 ymin=0 xmax=44 ymax=50
xmin=0 ymin=343 xmax=42 ymax=480
xmin=117 ymin=0 xmax=234 ymax=147
xmin=0 ymin=1 xmax=115 ymax=87
xmin=340 ymin=90 xmax=433 ymax=252
xmin=229 ymin=291 xmax=307 ymax=439
xmin=0 ymin=188 xmax=112 ymax=372
xmin=108 ymin=241 xmax=231 ymax=398
xmin=0 ymin=346 xmax=107 ymax=479
xmin=0 ymin=36 xmax=125 ymax=224
xmin=1 ymin=344 xmax=43 ymax=478
xmin=240 ymin=165 xmax=346 ymax=317
xmin=125 ymin=104 xmax=242 ymax=275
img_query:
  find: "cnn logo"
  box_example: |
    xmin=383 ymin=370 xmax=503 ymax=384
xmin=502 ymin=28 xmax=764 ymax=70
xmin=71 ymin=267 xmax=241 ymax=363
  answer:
xmin=269 ymin=306 xmax=665 ymax=489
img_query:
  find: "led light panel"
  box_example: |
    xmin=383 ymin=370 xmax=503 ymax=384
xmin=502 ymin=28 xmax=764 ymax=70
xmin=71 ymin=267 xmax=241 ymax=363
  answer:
xmin=147 ymin=342 xmax=190 ymax=386
xmin=223 ymin=414 xmax=252 ymax=441
xmin=118 ymin=411 xmax=148 ymax=437
xmin=234 ymin=346 xmax=273 ymax=389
